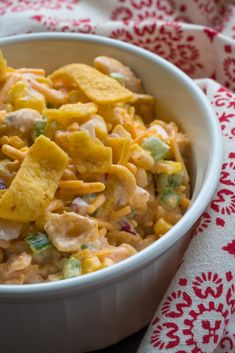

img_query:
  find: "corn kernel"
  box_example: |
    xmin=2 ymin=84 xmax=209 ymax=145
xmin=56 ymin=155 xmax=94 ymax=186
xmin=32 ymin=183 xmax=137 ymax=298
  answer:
xmin=81 ymin=256 xmax=102 ymax=274
xmin=180 ymin=196 xmax=190 ymax=209
xmin=14 ymin=95 xmax=46 ymax=112
xmin=136 ymin=168 xmax=148 ymax=188
xmin=73 ymin=249 xmax=92 ymax=261
xmin=152 ymin=161 xmax=183 ymax=175
xmin=154 ymin=218 xmax=172 ymax=237
xmin=130 ymin=144 xmax=154 ymax=170
xmin=48 ymin=271 xmax=64 ymax=282
xmin=126 ymin=162 xmax=137 ymax=175
xmin=102 ymin=257 xmax=114 ymax=268
xmin=0 ymin=136 xmax=9 ymax=146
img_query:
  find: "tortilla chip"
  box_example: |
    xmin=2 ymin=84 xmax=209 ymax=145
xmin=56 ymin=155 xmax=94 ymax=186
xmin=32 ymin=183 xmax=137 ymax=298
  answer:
xmin=44 ymin=102 xmax=97 ymax=124
xmin=63 ymin=130 xmax=112 ymax=174
xmin=0 ymin=135 xmax=68 ymax=222
xmin=50 ymin=64 xmax=133 ymax=104
xmin=105 ymin=136 xmax=131 ymax=165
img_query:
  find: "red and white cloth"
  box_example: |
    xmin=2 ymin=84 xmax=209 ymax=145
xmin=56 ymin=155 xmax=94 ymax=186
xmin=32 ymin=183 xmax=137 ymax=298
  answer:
xmin=0 ymin=1 xmax=235 ymax=352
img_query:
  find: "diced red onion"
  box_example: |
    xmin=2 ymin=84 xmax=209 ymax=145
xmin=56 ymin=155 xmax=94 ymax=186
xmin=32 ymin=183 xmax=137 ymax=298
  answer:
xmin=119 ymin=220 xmax=137 ymax=235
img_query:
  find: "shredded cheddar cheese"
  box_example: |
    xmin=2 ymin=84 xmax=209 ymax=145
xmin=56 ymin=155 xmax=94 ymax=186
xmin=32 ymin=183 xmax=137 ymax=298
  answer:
xmin=0 ymin=51 xmax=190 ymax=284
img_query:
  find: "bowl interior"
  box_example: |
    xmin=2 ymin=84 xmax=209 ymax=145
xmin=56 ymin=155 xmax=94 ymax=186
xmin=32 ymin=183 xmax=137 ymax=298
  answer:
xmin=0 ymin=34 xmax=222 ymax=294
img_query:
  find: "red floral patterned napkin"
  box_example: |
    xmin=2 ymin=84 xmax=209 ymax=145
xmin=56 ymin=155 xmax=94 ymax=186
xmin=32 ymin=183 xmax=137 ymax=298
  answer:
xmin=138 ymin=78 xmax=235 ymax=352
xmin=0 ymin=1 xmax=235 ymax=352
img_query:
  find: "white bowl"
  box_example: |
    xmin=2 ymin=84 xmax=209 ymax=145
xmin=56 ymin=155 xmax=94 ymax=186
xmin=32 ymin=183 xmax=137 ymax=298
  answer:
xmin=0 ymin=33 xmax=222 ymax=353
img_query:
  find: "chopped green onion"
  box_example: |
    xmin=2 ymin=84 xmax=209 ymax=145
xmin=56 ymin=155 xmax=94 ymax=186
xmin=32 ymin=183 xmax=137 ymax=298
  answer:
xmin=33 ymin=116 xmax=47 ymax=139
xmin=156 ymin=173 xmax=183 ymax=191
xmin=82 ymin=193 xmax=96 ymax=203
xmin=155 ymin=174 xmax=168 ymax=191
xmin=81 ymin=243 xmax=95 ymax=250
xmin=127 ymin=208 xmax=137 ymax=219
xmin=168 ymin=174 xmax=182 ymax=188
xmin=160 ymin=188 xmax=180 ymax=208
xmin=141 ymin=136 xmax=170 ymax=161
xmin=25 ymin=232 xmax=50 ymax=253
xmin=93 ymin=206 xmax=110 ymax=219
xmin=81 ymin=244 xmax=88 ymax=250
xmin=110 ymin=72 xmax=125 ymax=86
xmin=63 ymin=257 xmax=81 ymax=279
xmin=46 ymin=102 xmax=54 ymax=109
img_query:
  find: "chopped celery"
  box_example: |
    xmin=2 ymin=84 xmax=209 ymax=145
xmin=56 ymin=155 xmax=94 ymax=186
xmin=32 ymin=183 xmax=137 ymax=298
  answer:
xmin=63 ymin=257 xmax=81 ymax=279
xmin=25 ymin=232 xmax=50 ymax=253
xmin=141 ymin=136 xmax=169 ymax=161
xmin=110 ymin=72 xmax=125 ymax=86
xmin=156 ymin=173 xmax=183 ymax=191
xmin=32 ymin=116 xmax=47 ymax=140
xmin=160 ymin=188 xmax=180 ymax=208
